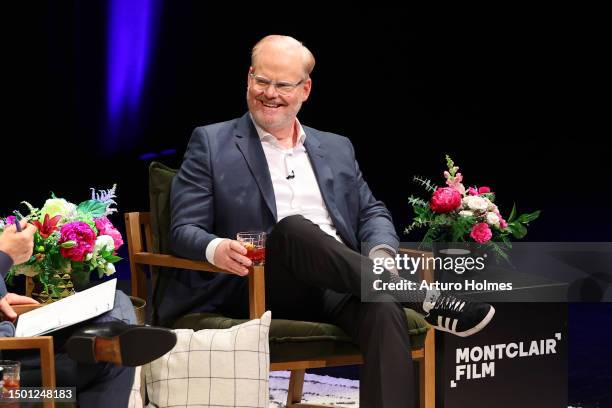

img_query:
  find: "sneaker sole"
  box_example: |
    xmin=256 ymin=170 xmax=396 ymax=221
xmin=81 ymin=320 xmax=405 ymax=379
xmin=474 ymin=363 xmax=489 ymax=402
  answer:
xmin=455 ymin=305 xmax=496 ymax=337
xmin=432 ymin=305 xmax=496 ymax=337
xmin=67 ymin=326 xmax=177 ymax=366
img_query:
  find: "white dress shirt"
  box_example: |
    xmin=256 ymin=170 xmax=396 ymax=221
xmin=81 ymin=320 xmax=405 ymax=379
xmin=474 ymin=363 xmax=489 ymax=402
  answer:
xmin=254 ymin=118 xmax=343 ymax=243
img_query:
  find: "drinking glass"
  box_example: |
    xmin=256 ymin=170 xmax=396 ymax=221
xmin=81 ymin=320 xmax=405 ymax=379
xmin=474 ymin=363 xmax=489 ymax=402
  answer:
xmin=0 ymin=360 xmax=20 ymax=407
xmin=236 ymin=232 xmax=266 ymax=266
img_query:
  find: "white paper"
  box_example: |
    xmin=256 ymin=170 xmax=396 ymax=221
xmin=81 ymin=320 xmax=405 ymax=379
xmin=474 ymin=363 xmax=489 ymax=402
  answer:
xmin=15 ymin=278 xmax=117 ymax=337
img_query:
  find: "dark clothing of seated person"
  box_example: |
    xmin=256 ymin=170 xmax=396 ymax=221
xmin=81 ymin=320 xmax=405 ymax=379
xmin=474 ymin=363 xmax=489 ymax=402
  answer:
xmin=0 ymin=222 xmax=175 ymax=408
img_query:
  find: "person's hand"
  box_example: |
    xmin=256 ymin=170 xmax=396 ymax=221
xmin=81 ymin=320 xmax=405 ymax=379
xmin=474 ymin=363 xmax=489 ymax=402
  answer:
xmin=213 ymin=239 xmax=252 ymax=276
xmin=0 ymin=220 xmax=36 ymax=264
xmin=0 ymin=292 xmax=39 ymax=322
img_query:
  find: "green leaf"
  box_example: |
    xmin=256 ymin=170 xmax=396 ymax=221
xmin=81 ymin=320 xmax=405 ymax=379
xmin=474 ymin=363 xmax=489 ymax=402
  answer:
xmin=508 ymin=222 xmax=527 ymax=239
xmin=412 ymin=177 xmax=438 ymax=193
xmin=500 ymin=234 xmax=512 ymax=248
xmin=99 ymin=248 xmax=114 ymax=258
xmin=106 ymin=255 xmax=122 ymax=263
xmin=480 ymin=192 xmax=496 ymax=202
xmin=408 ymin=195 xmax=430 ymax=208
xmin=77 ymin=200 xmax=108 ymax=218
xmin=413 ymin=204 xmax=432 ymax=218
xmin=450 ymin=215 xmax=475 ymax=242
xmin=516 ymin=210 xmax=541 ymax=224
xmin=508 ymin=203 xmax=517 ymax=223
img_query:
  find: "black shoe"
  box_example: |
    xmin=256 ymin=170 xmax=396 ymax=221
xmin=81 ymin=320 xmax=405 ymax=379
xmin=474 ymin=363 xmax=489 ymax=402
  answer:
xmin=66 ymin=321 xmax=177 ymax=366
xmin=424 ymin=294 xmax=495 ymax=337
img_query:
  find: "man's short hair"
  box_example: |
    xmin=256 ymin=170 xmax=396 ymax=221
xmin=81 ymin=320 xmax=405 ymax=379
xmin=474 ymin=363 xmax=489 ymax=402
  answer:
xmin=251 ymin=35 xmax=316 ymax=77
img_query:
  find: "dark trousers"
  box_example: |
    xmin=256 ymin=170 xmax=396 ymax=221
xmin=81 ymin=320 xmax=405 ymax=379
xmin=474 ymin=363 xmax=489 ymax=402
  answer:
xmin=9 ymin=290 xmax=137 ymax=407
xmin=266 ymin=215 xmax=415 ymax=408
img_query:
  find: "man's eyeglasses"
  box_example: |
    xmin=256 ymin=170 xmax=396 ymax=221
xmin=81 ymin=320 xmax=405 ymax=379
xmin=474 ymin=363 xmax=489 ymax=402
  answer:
xmin=249 ymin=73 xmax=305 ymax=96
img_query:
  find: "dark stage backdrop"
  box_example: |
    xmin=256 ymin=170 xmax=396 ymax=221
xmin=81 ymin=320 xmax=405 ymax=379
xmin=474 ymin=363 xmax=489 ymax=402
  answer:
xmin=2 ymin=4 xmax=610 ymax=242
xmin=1 ymin=4 xmax=610 ymax=407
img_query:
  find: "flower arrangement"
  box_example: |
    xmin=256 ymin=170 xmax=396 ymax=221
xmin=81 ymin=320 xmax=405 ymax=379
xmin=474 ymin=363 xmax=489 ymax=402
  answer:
xmin=0 ymin=185 xmax=123 ymax=300
xmin=405 ymin=156 xmax=540 ymax=261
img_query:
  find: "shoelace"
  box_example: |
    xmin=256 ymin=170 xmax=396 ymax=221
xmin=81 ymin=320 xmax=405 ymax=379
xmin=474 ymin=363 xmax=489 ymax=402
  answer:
xmin=432 ymin=294 xmax=466 ymax=314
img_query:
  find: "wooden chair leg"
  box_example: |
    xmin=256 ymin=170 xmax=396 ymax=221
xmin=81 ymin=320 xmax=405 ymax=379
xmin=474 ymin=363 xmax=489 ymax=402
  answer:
xmin=286 ymin=369 xmax=306 ymax=407
xmin=420 ymin=328 xmax=436 ymax=408
xmin=39 ymin=336 xmax=57 ymax=408
xmin=39 ymin=337 xmax=56 ymax=389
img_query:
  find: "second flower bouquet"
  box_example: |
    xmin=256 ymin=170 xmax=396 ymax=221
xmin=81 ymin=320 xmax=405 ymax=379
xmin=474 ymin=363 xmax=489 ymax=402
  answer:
xmin=406 ymin=156 xmax=540 ymax=262
xmin=0 ymin=185 xmax=123 ymax=302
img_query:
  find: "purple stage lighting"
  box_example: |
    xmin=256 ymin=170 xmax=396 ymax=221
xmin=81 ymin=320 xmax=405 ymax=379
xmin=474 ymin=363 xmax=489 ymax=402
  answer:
xmin=106 ymin=0 xmax=159 ymax=146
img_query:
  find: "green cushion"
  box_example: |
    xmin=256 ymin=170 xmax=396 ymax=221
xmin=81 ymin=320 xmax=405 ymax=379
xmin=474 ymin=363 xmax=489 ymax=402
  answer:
xmin=148 ymin=161 xmax=178 ymax=255
xmin=172 ymin=309 xmax=429 ymax=363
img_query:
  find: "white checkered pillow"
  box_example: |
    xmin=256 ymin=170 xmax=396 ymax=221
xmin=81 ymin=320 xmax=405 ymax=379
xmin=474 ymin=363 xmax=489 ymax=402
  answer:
xmin=128 ymin=366 xmax=144 ymax=408
xmin=145 ymin=311 xmax=271 ymax=408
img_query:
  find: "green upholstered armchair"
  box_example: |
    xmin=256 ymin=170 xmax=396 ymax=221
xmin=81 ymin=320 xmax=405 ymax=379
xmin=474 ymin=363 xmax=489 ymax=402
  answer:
xmin=125 ymin=161 xmax=435 ymax=408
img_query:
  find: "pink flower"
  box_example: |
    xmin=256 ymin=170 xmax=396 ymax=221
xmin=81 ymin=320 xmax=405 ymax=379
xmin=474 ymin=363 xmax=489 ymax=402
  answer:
xmin=492 ymin=209 xmax=508 ymax=229
xmin=467 ymin=187 xmax=478 ymax=196
xmin=59 ymin=222 xmax=96 ymax=261
xmin=478 ymin=186 xmax=491 ymax=194
xmin=430 ymin=187 xmax=462 ymax=213
xmin=470 ymin=222 xmax=493 ymax=244
xmin=95 ymin=217 xmax=123 ymax=250
xmin=5 ymin=216 xmax=16 ymax=225
xmin=445 ymin=172 xmax=466 ymax=195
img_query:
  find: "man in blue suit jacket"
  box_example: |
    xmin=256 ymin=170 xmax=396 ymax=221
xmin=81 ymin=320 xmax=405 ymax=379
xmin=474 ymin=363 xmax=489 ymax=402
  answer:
xmin=169 ymin=35 xmax=494 ymax=408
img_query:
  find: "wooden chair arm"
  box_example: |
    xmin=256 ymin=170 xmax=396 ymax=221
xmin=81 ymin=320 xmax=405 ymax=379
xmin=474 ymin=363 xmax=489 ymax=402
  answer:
xmin=12 ymin=304 xmax=45 ymax=315
xmin=126 ymin=212 xmax=268 ymax=319
xmin=0 ymin=304 xmax=45 ymax=321
xmin=0 ymin=336 xmax=56 ymax=390
xmin=131 ymin=250 xmax=267 ymax=319
xmin=132 ymin=252 xmax=228 ymax=273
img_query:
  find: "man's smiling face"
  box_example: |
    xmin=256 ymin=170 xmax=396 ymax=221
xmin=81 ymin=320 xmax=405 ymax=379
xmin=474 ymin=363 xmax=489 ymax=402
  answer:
xmin=246 ymin=42 xmax=311 ymax=134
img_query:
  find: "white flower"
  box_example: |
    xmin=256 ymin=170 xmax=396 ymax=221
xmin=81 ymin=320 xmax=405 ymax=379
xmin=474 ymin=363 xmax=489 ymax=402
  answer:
xmin=459 ymin=210 xmax=474 ymax=217
xmin=104 ymin=262 xmax=116 ymax=276
xmin=40 ymin=198 xmax=76 ymax=220
xmin=462 ymin=196 xmax=489 ymax=211
xmin=486 ymin=212 xmax=500 ymax=227
xmin=94 ymin=235 xmax=115 ymax=257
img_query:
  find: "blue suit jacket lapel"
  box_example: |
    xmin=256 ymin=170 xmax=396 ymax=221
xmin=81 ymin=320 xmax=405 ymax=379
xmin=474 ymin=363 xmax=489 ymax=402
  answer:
xmin=234 ymin=115 xmax=278 ymax=221
xmin=304 ymin=132 xmax=357 ymax=249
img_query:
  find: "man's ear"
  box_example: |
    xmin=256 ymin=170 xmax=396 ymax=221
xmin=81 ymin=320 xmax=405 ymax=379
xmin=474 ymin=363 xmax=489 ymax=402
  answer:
xmin=301 ymin=78 xmax=312 ymax=102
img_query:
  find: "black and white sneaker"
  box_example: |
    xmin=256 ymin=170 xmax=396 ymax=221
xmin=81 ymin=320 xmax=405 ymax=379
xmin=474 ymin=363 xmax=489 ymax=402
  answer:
xmin=423 ymin=293 xmax=495 ymax=337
